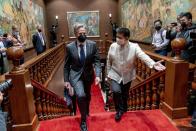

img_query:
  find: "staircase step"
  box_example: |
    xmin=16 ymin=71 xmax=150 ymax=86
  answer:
xmin=39 ymin=110 xmax=178 ymax=131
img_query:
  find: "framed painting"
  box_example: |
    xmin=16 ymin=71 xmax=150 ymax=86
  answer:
xmin=67 ymin=11 xmax=100 ymax=38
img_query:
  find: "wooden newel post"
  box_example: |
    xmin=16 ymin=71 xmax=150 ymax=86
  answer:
xmin=5 ymin=46 xmax=38 ymax=131
xmin=162 ymin=38 xmax=189 ymax=119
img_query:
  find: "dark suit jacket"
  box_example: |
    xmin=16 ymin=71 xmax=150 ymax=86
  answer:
xmin=32 ymin=32 xmax=46 ymax=54
xmin=64 ymin=40 xmax=101 ymax=87
xmin=2 ymin=39 xmax=13 ymax=48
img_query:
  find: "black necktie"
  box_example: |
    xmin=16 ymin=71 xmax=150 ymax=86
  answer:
xmin=80 ymin=44 xmax=85 ymax=65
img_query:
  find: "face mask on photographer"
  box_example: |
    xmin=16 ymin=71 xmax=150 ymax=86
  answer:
xmin=38 ymin=29 xmax=42 ymax=32
xmin=180 ymin=22 xmax=187 ymax=28
xmin=155 ymin=25 xmax=162 ymax=31
xmin=78 ymin=34 xmax=87 ymax=43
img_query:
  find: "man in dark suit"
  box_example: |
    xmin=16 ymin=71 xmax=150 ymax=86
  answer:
xmin=32 ymin=25 xmax=46 ymax=55
xmin=64 ymin=24 xmax=101 ymax=131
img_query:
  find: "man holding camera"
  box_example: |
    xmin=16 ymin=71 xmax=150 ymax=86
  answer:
xmin=166 ymin=12 xmax=196 ymax=63
xmin=0 ymin=92 xmax=6 ymax=131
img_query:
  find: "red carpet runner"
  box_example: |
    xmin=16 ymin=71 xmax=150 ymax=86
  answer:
xmin=39 ymin=84 xmax=179 ymax=131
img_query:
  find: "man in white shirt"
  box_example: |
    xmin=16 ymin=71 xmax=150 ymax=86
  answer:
xmin=152 ymin=20 xmax=170 ymax=56
xmin=107 ymin=27 xmax=166 ymax=121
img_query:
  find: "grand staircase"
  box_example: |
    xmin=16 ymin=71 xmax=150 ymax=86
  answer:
xmin=38 ymin=83 xmax=178 ymax=131
xmin=1 ymin=39 xmax=196 ymax=131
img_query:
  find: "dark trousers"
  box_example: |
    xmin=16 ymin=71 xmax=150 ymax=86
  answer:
xmin=73 ymin=79 xmax=91 ymax=122
xmin=155 ymin=49 xmax=167 ymax=56
xmin=0 ymin=110 xmax=6 ymax=131
xmin=37 ymin=46 xmax=46 ymax=55
xmin=111 ymin=80 xmax=131 ymax=112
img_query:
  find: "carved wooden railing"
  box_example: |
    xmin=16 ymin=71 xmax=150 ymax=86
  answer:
xmin=31 ymin=80 xmax=70 ymax=121
xmin=3 ymin=41 xmax=71 ymax=131
xmin=22 ymin=43 xmax=66 ymax=87
xmin=128 ymin=71 xmax=165 ymax=111
xmin=135 ymin=58 xmax=156 ymax=81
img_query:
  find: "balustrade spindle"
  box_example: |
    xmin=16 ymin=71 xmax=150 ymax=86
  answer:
xmin=145 ymin=83 xmax=151 ymax=110
xmin=146 ymin=67 xmax=151 ymax=78
xmin=138 ymin=60 xmax=142 ymax=77
xmin=128 ymin=91 xmax=133 ymax=111
xmin=159 ymin=75 xmax=165 ymax=108
xmin=33 ymin=66 xmax=38 ymax=81
xmin=46 ymin=94 xmax=50 ymax=119
xmin=140 ymin=86 xmax=145 ymax=110
xmin=152 ymin=79 xmax=158 ymax=109
xmin=132 ymin=89 xmax=136 ymax=110
xmin=41 ymin=92 xmax=47 ymax=120
xmin=141 ymin=63 xmax=146 ymax=79
xmin=34 ymin=88 xmax=43 ymax=120
xmin=136 ymin=88 xmax=141 ymax=110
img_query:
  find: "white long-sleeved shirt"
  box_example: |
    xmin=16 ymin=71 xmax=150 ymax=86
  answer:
xmin=152 ymin=29 xmax=169 ymax=50
xmin=107 ymin=42 xmax=156 ymax=84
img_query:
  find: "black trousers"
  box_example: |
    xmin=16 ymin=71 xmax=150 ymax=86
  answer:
xmin=37 ymin=46 xmax=46 ymax=55
xmin=111 ymin=80 xmax=131 ymax=112
xmin=73 ymin=79 xmax=91 ymax=121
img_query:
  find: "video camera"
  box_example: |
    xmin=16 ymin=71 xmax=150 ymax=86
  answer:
xmin=0 ymin=79 xmax=12 ymax=92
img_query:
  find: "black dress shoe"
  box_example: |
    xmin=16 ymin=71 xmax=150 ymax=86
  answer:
xmin=80 ymin=121 xmax=88 ymax=131
xmin=115 ymin=111 xmax=124 ymax=122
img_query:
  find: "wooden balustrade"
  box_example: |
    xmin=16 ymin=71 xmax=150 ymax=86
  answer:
xmin=22 ymin=43 xmax=66 ymax=87
xmin=135 ymin=58 xmax=156 ymax=81
xmin=31 ymin=80 xmax=70 ymax=121
xmin=3 ymin=41 xmax=71 ymax=131
xmin=128 ymin=71 xmax=166 ymax=111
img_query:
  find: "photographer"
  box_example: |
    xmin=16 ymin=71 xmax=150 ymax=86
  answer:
xmin=166 ymin=12 xmax=196 ymax=63
xmin=166 ymin=23 xmax=182 ymax=56
xmin=0 ymin=91 xmax=6 ymax=131
xmin=179 ymin=12 xmax=196 ymax=63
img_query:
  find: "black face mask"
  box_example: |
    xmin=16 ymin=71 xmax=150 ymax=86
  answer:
xmin=155 ymin=26 xmax=161 ymax=31
xmin=181 ymin=22 xmax=187 ymax=28
xmin=38 ymin=29 xmax=42 ymax=32
xmin=78 ymin=35 xmax=87 ymax=43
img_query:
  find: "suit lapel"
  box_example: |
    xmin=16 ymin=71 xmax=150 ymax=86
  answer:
xmin=73 ymin=41 xmax=80 ymax=64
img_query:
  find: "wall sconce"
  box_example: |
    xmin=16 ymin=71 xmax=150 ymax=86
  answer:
xmin=109 ymin=13 xmax=112 ymax=21
xmin=55 ymin=15 xmax=59 ymax=25
xmin=109 ymin=13 xmax=112 ymax=18
xmin=108 ymin=13 xmax=118 ymax=42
